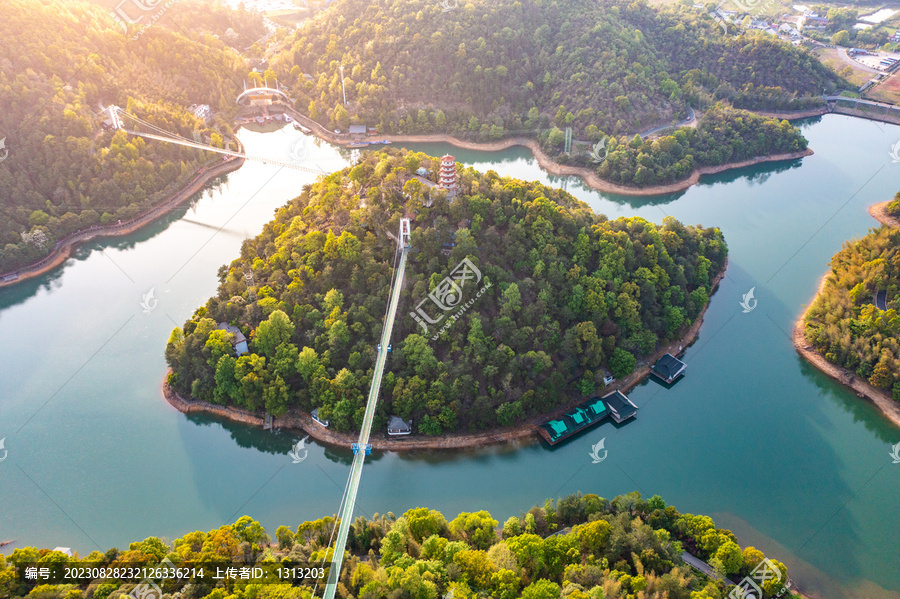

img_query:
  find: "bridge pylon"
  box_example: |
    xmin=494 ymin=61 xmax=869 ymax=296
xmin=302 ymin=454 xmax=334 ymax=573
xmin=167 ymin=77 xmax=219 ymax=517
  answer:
xmin=399 ymin=218 xmax=411 ymax=248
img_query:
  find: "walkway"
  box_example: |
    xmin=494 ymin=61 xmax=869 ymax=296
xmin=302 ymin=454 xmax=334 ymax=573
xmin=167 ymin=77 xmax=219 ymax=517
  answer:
xmin=322 ymin=226 xmax=410 ymax=599
xmin=123 ymin=130 xmax=328 ymax=174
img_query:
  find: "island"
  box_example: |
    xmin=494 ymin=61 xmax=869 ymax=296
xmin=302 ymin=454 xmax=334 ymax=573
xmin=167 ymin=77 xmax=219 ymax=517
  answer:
xmin=795 ymin=191 xmax=900 ymax=428
xmin=164 ymin=148 xmax=727 ymax=446
xmin=0 ymin=492 xmax=798 ymax=599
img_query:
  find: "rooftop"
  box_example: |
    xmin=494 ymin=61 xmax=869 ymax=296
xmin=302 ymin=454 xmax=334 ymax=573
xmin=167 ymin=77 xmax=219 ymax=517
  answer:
xmin=602 ymin=390 xmax=638 ymax=423
xmin=651 ymin=353 xmax=686 ymax=382
xmin=217 ymin=322 xmax=247 ymax=344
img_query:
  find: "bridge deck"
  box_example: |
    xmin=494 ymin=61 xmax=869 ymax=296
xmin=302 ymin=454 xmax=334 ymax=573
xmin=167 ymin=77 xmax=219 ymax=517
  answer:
xmin=322 ymin=248 xmax=408 ymax=599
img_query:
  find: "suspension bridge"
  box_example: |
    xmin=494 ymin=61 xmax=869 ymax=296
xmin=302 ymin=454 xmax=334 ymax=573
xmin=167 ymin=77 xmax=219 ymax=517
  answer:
xmin=109 ymin=100 xmax=413 ymax=595
xmin=106 ymin=105 xmax=333 ymax=175
xmin=319 ymin=218 xmax=412 ymax=599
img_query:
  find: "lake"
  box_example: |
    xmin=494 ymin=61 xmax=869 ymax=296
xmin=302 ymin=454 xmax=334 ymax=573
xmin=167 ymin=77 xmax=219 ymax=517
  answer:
xmin=1 ymin=115 xmax=899 ymax=599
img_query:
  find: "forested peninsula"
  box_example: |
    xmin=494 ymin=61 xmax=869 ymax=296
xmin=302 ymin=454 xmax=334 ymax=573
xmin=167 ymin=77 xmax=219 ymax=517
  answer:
xmin=0 ymin=493 xmax=798 ymax=599
xmin=0 ymin=0 xmax=264 ymax=275
xmin=797 ymin=193 xmax=900 ymax=428
xmin=165 ymin=149 xmax=727 ymax=436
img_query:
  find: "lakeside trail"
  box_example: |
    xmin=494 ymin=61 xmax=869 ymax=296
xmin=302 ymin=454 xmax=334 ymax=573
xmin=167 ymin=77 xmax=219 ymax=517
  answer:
xmin=793 ymin=200 xmax=900 ymax=429
xmin=280 ymin=104 xmax=814 ymax=197
xmin=162 ymin=261 xmax=728 ymax=451
xmin=0 ymin=157 xmax=244 ymax=289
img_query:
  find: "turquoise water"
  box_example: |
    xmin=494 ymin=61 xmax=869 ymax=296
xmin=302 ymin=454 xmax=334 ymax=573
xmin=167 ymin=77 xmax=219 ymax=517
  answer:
xmin=1 ymin=117 xmax=899 ymax=598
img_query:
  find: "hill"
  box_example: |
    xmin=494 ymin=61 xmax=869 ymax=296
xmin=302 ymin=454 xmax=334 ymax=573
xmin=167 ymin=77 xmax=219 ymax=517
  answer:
xmin=267 ymin=0 xmax=840 ymax=140
xmin=0 ymin=0 xmax=261 ymax=274
xmin=165 ymin=149 xmax=727 ymax=435
xmin=0 ymin=493 xmax=796 ymax=599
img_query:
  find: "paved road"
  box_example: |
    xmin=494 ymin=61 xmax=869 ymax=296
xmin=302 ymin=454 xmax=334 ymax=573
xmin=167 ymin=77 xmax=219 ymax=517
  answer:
xmin=825 ymin=95 xmax=900 ymax=111
xmin=681 ymin=552 xmax=732 ymax=583
xmin=640 ymin=107 xmax=695 ymax=139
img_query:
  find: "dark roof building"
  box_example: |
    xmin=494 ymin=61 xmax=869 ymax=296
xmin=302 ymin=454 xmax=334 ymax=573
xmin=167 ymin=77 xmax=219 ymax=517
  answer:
xmin=388 ymin=415 xmax=412 ymax=436
xmin=650 ymin=353 xmax=686 ymax=384
xmin=217 ymin=322 xmax=249 ymax=355
xmin=602 ymin=390 xmax=638 ymax=423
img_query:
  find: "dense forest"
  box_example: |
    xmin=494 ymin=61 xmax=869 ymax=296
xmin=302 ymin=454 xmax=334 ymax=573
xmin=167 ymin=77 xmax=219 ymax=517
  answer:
xmin=0 ymin=0 xmax=264 ymax=274
xmin=0 ymin=493 xmax=796 ymax=599
xmin=166 ymin=149 xmax=727 ymax=435
xmin=553 ymin=105 xmax=808 ymax=187
xmin=268 ymin=0 xmax=840 ymax=140
xmin=803 ymin=212 xmax=900 ymax=400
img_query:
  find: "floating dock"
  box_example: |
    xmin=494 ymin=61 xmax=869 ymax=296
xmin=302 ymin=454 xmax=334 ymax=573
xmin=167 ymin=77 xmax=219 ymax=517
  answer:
xmin=538 ymin=391 xmax=636 ymax=445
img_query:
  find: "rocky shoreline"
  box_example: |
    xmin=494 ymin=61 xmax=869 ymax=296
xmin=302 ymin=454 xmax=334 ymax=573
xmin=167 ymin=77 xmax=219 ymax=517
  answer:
xmin=161 ymin=262 xmax=727 ymax=451
xmin=793 ymin=201 xmax=900 ymax=429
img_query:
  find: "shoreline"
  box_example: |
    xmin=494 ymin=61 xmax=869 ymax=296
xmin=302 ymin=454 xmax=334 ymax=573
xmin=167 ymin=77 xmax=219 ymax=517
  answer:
xmin=379 ymin=135 xmax=814 ymax=197
xmin=792 ymin=201 xmax=900 ymax=429
xmin=0 ymin=157 xmax=245 ymax=288
xmin=279 ymin=103 xmax=815 ymax=197
xmin=161 ymin=261 xmax=727 ymax=451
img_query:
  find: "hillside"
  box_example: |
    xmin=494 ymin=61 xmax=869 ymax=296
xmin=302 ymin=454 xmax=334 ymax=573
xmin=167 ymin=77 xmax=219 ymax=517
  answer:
xmin=267 ymin=0 xmax=840 ymax=140
xmin=803 ymin=213 xmax=900 ymax=400
xmin=165 ymin=149 xmax=727 ymax=435
xmin=0 ymin=493 xmax=796 ymax=599
xmin=0 ymin=0 xmax=262 ymax=274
